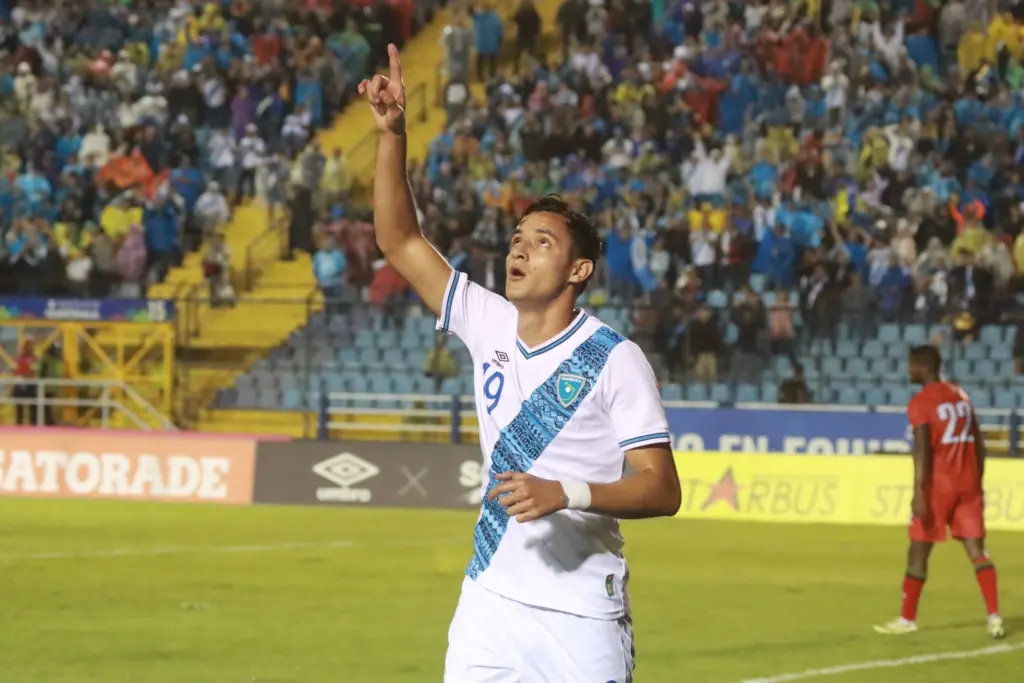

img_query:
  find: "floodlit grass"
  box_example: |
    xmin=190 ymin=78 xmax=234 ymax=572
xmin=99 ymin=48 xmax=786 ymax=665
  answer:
xmin=1 ymin=500 xmax=1021 ymax=683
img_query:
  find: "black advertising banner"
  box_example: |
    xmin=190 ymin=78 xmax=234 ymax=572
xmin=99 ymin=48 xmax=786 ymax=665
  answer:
xmin=253 ymin=441 xmax=485 ymax=509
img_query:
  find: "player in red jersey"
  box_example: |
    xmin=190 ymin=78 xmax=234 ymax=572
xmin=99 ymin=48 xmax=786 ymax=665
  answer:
xmin=874 ymin=345 xmax=1004 ymax=638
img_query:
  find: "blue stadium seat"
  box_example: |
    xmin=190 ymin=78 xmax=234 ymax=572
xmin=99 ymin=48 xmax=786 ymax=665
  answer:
xmin=281 ymin=389 xmax=303 ymax=410
xmin=878 ymin=324 xmax=900 ymax=344
xmin=736 ymin=384 xmax=759 ymax=402
xmin=382 ymin=348 xmax=405 ymax=366
xmin=973 ymin=359 xmax=996 ymax=380
xmin=994 ymin=391 xmax=1018 ymax=410
xmin=845 ymin=358 xmax=869 ymax=378
xmin=347 ymin=374 xmax=370 ymax=394
xmin=886 ymin=343 xmax=906 ymax=359
xmin=685 ymin=383 xmax=709 ymax=401
xmin=837 ymin=340 xmax=859 ymax=358
xmin=711 ymin=383 xmax=732 ymax=403
xmin=903 ymin=324 xmax=927 ymax=345
xmin=762 ymin=291 xmax=777 ymax=307
xmin=724 ymin=323 xmax=738 ymax=345
xmin=377 ymin=330 xmax=398 ymax=348
xmin=990 ymin=345 xmax=1012 ymax=361
xmin=760 ymin=382 xmax=779 ymax=402
xmin=980 ymin=326 xmax=1001 ymax=345
xmin=996 ymin=359 xmax=1015 ymax=377
xmin=964 ymin=344 xmax=987 ymax=361
xmin=972 ymin=389 xmax=994 ymax=409
xmin=412 ymin=375 xmax=435 ymax=394
xmin=773 ymin=356 xmax=792 ymax=376
xmin=821 ymin=357 xmax=843 ymax=378
xmin=862 ymin=387 xmax=887 ymax=406
xmin=868 ymin=358 xmax=892 ymax=376
xmin=358 ymin=348 xmax=380 ymax=367
xmin=836 ymin=387 xmax=862 ymax=405
xmin=256 ymin=389 xmax=279 ymax=409
xmin=749 ymin=274 xmax=767 ymax=292
xmin=399 ymin=329 xmax=420 ymax=348
xmin=368 ymin=373 xmax=393 ymax=394
xmin=323 ymin=373 xmax=344 ymax=393
xmin=355 ymin=330 xmax=376 ymax=349
xmin=707 ymin=290 xmax=728 ymax=308
xmin=883 ymin=387 xmax=908 ymax=405
xmin=862 ymin=340 xmax=884 ymax=358
xmin=660 ymin=384 xmax=684 ymax=401
xmin=440 ymin=378 xmax=461 ymax=395
xmin=952 ymin=359 xmax=971 ymax=379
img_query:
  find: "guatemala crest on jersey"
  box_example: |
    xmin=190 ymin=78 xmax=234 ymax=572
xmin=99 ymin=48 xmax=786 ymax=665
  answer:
xmin=556 ymin=373 xmax=586 ymax=408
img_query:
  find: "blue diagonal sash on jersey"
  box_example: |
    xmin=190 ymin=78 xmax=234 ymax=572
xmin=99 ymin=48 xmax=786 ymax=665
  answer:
xmin=466 ymin=325 xmax=625 ymax=579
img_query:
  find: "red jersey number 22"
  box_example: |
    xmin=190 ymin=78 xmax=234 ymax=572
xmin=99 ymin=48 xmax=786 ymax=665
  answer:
xmin=937 ymin=400 xmax=975 ymax=445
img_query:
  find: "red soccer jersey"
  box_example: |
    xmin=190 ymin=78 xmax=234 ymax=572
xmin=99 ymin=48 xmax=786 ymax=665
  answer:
xmin=907 ymin=382 xmax=982 ymax=494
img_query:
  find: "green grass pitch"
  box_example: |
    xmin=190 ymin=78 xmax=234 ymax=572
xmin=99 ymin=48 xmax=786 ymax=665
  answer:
xmin=1 ymin=499 xmax=1022 ymax=683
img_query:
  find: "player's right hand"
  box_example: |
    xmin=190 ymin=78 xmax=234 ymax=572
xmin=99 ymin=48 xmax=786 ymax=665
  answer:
xmin=358 ymin=44 xmax=406 ymax=136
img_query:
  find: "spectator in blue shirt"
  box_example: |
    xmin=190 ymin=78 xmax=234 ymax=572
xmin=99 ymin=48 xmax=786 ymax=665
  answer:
xmin=313 ymin=235 xmax=348 ymax=315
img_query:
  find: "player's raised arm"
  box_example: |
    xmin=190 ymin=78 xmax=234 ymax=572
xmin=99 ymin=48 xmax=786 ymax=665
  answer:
xmin=358 ymin=45 xmax=452 ymax=317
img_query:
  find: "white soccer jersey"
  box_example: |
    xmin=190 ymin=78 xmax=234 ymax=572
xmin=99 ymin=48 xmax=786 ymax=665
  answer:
xmin=437 ymin=269 xmax=671 ymax=620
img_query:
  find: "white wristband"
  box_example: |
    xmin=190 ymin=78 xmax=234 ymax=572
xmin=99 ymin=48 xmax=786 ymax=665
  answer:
xmin=561 ymin=480 xmax=592 ymax=511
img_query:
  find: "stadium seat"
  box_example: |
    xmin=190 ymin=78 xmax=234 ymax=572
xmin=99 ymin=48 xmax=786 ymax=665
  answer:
xmin=844 ymin=358 xmax=869 ymax=378
xmin=749 ymin=274 xmax=766 ymax=292
xmin=358 ymin=348 xmax=380 ymax=368
xmin=952 ymin=359 xmax=972 ymax=379
xmin=836 ymin=387 xmax=862 ymax=405
xmin=368 ymin=373 xmax=393 ymax=394
xmin=440 ymin=378 xmax=461 ymax=395
xmin=878 ymin=324 xmax=900 ymax=344
xmin=660 ymin=383 xmax=684 ymax=402
xmin=980 ymin=326 xmax=1006 ymax=346
xmin=862 ymin=387 xmax=886 ymax=406
xmin=903 ymin=324 xmax=927 ymax=345
xmin=821 ymin=357 xmax=843 ymax=378
xmin=736 ymin=384 xmax=759 ymax=402
xmin=685 ymin=383 xmax=710 ymax=401
xmin=382 ymin=348 xmax=405 ymax=366
xmin=707 ymin=290 xmax=728 ymax=308
xmin=711 ymin=383 xmax=732 ymax=403
xmin=862 ymin=340 xmax=884 ymax=358
xmin=974 ymin=359 xmax=996 ymax=380
xmin=724 ymin=324 xmax=739 ymax=345
xmin=281 ymin=389 xmax=303 ymax=410
xmin=760 ymin=382 xmax=779 ymax=402
xmin=836 ymin=341 xmax=859 ymax=358
xmin=990 ymin=345 xmax=1012 ymax=361
xmin=960 ymin=344 xmax=985 ymax=362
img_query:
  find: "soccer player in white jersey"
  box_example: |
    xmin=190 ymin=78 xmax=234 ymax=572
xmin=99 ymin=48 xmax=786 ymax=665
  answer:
xmin=359 ymin=46 xmax=682 ymax=683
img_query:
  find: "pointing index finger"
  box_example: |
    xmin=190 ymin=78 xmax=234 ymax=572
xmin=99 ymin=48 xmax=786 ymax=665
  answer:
xmin=387 ymin=43 xmax=403 ymax=84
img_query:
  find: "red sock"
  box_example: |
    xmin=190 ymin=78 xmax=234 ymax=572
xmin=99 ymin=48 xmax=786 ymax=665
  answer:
xmin=975 ymin=559 xmax=999 ymax=616
xmin=902 ymin=573 xmax=926 ymax=622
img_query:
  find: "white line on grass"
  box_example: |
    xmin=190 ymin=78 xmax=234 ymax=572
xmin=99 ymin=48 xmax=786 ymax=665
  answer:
xmin=0 ymin=537 xmax=463 ymax=561
xmin=733 ymin=641 xmax=1024 ymax=683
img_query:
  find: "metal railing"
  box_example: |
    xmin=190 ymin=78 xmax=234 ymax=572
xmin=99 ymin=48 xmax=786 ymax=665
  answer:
xmin=176 ymin=284 xmax=320 ymax=345
xmin=243 ymin=212 xmax=289 ymax=292
xmin=319 ymin=392 xmax=477 ymax=443
xmin=311 ymin=391 xmax=1024 ymax=454
xmin=0 ymin=377 xmax=176 ymax=430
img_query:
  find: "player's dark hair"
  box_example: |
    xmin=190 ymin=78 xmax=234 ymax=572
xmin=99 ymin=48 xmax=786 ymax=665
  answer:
xmin=909 ymin=345 xmax=942 ymax=373
xmin=520 ymin=194 xmax=602 ymax=292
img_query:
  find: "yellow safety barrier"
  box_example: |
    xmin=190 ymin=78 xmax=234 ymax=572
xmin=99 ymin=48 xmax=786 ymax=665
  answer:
xmin=674 ymin=452 xmax=1024 ymax=532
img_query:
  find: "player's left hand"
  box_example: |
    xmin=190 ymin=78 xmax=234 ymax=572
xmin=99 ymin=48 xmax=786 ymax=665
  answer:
xmin=488 ymin=472 xmax=566 ymax=523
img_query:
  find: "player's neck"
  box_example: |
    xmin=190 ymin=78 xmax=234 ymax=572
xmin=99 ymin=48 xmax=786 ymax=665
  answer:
xmin=515 ymin=299 xmax=579 ymax=349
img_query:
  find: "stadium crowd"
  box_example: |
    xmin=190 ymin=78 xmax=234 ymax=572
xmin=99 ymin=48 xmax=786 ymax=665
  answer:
xmin=393 ymin=0 xmax=1024 ymax=385
xmin=0 ymin=0 xmax=433 ymax=302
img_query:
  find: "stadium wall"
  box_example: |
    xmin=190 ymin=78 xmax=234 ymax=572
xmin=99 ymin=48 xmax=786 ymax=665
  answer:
xmin=2 ymin=429 xmax=1023 ymax=532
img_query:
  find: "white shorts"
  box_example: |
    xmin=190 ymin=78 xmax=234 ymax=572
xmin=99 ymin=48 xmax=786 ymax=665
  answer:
xmin=444 ymin=576 xmax=635 ymax=683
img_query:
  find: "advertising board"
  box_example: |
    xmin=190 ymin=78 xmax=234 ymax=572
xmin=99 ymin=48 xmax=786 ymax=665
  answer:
xmin=253 ymin=441 xmax=482 ymax=508
xmin=0 ymin=297 xmax=174 ymax=322
xmin=675 ymin=451 xmax=1024 ymax=531
xmin=0 ymin=428 xmax=256 ymax=504
xmin=665 ymin=406 xmax=911 ymax=455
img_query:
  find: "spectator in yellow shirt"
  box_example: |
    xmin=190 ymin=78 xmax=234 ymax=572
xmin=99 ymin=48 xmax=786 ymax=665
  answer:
xmin=958 ymin=22 xmax=990 ymax=73
xmin=688 ymin=202 xmax=727 ymax=233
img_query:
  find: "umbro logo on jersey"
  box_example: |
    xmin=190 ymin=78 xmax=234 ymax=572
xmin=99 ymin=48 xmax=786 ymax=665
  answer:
xmin=491 ymin=350 xmax=510 ymax=369
xmin=556 ymin=373 xmax=586 ymax=408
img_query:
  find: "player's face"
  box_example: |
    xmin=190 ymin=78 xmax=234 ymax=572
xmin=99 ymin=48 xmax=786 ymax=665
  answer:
xmin=505 ymin=212 xmax=589 ymax=305
xmin=907 ymin=360 xmax=925 ymax=385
